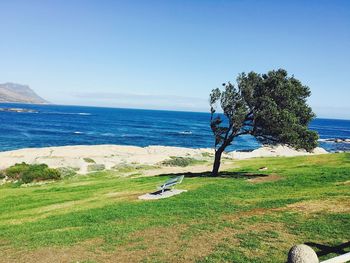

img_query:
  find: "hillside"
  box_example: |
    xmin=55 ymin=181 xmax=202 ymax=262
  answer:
xmin=0 ymin=153 xmax=349 ymax=262
xmin=0 ymin=83 xmax=48 ymax=104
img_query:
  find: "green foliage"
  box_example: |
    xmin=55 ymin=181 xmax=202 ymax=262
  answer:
xmin=4 ymin=163 xmax=61 ymax=183
xmin=210 ymin=69 xmax=318 ymax=152
xmin=56 ymin=167 xmax=77 ymax=178
xmin=161 ymin=156 xmax=205 ymax=167
xmin=0 ymin=170 xmax=5 ymax=179
xmin=5 ymin=162 xmax=29 ymax=180
xmin=210 ymin=69 xmax=318 ymax=175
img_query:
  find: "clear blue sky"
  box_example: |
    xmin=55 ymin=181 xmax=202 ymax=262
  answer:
xmin=0 ymin=0 xmax=349 ymax=118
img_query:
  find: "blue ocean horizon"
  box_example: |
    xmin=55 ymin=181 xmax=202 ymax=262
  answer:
xmin=0 ymin=103 xmax=349 ymax=153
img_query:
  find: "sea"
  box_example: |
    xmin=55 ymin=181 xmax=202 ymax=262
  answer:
xmin=0 ymin=103 xmax=349 ymax=153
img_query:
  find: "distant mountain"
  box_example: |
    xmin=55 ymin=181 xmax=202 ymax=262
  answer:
xmin=0 ymin=83 xmax=48 ymax=104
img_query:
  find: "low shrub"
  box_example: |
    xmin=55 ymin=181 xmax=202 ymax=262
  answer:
xmin=83 ymin=158 xmax=96 ymax=163
xmin=161 ymin=156 xmax=204 ymax=167
xmin=4 ymin=163 xmax=61 ymax=183
xmin=6 ymin=162 xmax=29 ymax=180
xmin=87 ymin=164 xmax=105 ymax=172
xmin=202 ymin=152 xmax=214 ymax=158
xmin=112 ymin=164 xmax=135 ymax=173
xmin=57 ymin=167 xmax=77 ymax=178
xmin=112 ymin=164 xmax=157 ymax=173
xmin=0 ymin=170 xmax=5 ymax=179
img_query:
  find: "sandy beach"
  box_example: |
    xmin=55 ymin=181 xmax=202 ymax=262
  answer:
xmin=0 ymin=144 xmax=327 ymax=174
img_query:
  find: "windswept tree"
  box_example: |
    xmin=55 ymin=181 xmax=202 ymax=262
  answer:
xmin=210 ymin=69 xmax=318 ymax=176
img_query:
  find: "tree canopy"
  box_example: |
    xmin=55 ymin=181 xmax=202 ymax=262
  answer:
xmin=210 ymin=69 xmax=318 ymax=176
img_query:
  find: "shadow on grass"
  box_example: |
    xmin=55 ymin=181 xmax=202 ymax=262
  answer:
xmin=156 ymin=170 xmax=269 ymax=179
xmin=305 ymin=241 xmax=350 ymax=257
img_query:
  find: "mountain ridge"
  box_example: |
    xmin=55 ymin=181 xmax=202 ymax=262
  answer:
xmin=0 ymin=83 xmax=48 ymax=104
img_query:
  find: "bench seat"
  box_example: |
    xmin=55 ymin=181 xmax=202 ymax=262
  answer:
xmin=158 ymin=175 xmax=184 ymax=193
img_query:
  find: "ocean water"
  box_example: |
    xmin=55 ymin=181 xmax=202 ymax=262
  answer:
xmin=0 ymin=103 xmax=349 ymax=153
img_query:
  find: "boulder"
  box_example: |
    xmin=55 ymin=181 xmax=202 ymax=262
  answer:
xmin=287 ymin=244 xmax=319 ymax=263
xmin=312 ymin=147 xmax=328 ymax=154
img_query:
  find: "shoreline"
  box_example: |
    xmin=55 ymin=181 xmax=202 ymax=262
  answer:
xmin=0 ymin=144 xmax=328 ymax=174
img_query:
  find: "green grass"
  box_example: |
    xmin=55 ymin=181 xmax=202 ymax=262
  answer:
xmin=0 ymin=153 xmax=349 ymax=262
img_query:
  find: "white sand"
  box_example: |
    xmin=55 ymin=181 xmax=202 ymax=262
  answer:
xmin=0 ymin=144 xmax=327 ymax=174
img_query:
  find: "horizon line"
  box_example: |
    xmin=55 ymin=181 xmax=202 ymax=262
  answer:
xmin=1 ymin=101 xmax=350 ymax=121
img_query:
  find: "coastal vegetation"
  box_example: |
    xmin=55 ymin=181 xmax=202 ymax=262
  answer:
xmin=87 ymin=163 xmax=106 ymax=172
xmin=161 ymin=156 xmax=206 ymax=167
xmin=0 ymin=153 xmax=349 ymax=262
xmin=1 ymin=163 xmax=61 ymax=184
xmin=210 ymin=69 xmax=318 ymax=176
xmin=83 ymin=157 xmax=96 ymax=163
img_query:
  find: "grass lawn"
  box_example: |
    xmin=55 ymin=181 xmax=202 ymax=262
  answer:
xmin=0 ymin=153 xmax=349 ymax=263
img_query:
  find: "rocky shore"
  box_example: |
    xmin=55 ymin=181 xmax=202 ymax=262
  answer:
xmin=320 ymin=138 xmax=350 ymax=144
xmin=0 ymin=107 xmax=38 ymax=113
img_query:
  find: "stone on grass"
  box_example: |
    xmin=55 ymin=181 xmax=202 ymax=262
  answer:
xmin=288 ymin=244 xmax=319 ymax=263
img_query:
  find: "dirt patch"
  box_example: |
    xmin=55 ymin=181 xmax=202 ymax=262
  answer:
xmin=224 ymin=198 xmax=350 ymax=225
xmin=336 ymin=180 xmax=350 ymax=186
xmin=243 ymin=222 xmax=298 ymax=259
xmin=181 ymin=227 xmax=241 ymax=261
xmin=286 ymin=199 xmax=350 ymax=214
xmin=247 ymin=173 xmax=282 ymax=183
xmin=114 ymin=223 xmax=243 ymax=263
xmin=0 ymin=238 xmax=105 ymax=263
xmin=220 ymin=212 xmax=299 ymax=260
xmin=113 ymin=226 xmax=186 ymax=262
xmin=0 ymin=245 xmax=95 ymax=263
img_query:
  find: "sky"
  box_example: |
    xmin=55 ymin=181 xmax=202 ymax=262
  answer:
xmin=0 ymin=0 xmax=349 ymax=118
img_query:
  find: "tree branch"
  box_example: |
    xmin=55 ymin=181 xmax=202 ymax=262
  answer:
xmin=256 ymin=134 xmax=279 ymax=143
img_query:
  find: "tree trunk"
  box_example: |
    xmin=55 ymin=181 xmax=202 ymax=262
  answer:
xmin=212 ymin=149 xmax=223 ymax=176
